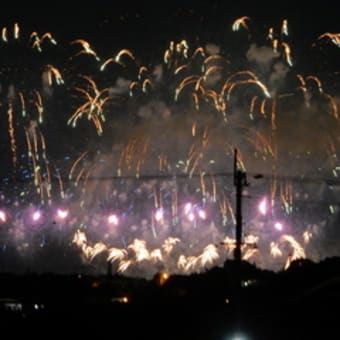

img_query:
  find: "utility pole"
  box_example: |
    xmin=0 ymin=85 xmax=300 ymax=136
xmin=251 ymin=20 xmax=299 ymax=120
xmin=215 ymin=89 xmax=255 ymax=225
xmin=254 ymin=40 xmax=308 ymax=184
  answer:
xmin=233 ymin=149 xmax=248 ymax=264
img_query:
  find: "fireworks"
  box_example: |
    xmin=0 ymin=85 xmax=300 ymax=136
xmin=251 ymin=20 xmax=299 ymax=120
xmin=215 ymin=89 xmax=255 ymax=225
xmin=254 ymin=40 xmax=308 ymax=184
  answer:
xmin=0 ymin=16 xmax=339 ymax=278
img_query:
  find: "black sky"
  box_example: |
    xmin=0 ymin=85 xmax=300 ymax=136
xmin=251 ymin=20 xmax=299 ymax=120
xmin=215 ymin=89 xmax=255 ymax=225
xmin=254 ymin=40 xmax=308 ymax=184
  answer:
xmin=1 ymin=1 xmax=338 ymax=44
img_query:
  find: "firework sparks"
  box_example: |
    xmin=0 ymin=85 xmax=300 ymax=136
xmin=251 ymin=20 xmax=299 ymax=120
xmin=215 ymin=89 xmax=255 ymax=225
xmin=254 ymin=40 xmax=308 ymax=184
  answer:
xmin=0 ymin=16 xmax=338 ymax=279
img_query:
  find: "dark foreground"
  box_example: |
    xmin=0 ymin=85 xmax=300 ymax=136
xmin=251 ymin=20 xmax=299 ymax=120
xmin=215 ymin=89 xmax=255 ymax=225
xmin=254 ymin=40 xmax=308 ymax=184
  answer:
xmin=1 ymin=258 xmax=340 ymax=339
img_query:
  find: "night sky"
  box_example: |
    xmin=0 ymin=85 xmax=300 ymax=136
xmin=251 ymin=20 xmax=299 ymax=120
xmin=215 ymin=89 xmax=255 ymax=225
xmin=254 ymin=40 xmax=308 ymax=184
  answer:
xmin=1 ymin=2 xmax=338 ymax=40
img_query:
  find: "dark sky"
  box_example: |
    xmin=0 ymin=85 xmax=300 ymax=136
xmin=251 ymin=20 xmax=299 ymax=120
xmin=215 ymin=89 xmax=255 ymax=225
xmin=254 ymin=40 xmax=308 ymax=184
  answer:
xmin=1 ymin=1 xmax=338 ymax=44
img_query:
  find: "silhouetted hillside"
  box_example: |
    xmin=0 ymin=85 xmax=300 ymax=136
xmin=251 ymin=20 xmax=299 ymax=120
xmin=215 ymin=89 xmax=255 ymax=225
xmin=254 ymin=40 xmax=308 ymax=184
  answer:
xmin=1 ymin=257 xmax=339 ymax=339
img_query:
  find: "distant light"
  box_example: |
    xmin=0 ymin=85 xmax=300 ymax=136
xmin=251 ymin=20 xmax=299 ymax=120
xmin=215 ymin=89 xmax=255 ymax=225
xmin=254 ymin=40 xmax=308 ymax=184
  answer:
xmin=274 ymin=222 xmax=283 ymax=231
xmin=188 ymin=212 xmax=195 ymax=222
xmin=184 ymin=202 xmax=192 ymax=215
xmin=158 ymin=272 xmax=170 ymax=286
xmin=231 ymin=335 xmax=247 ymax=340
xmin=198 ymin=209 xmax=206 ymax=220
xmin=108 ymin=214 xmax=119 ymax=225
xmin=4 ymin=302 xmax=22 ymax=312
xmin=154 ymin=208 xmax=163 ymax=222
xmin=0 ymin=210 xmax=6 ymax=222
xmin=224 ymin=332 xmax=250 ymax=340
xmin=57 ymin=209 xmax=69 ymax=219
xmin=32 ymin=211 xmax=41 ymax=221
xmin=121 ymin=296 xmax=128 ymax=303
xmin=258 ymin=198 xmax=267 ymax=215
xmin=162 ymin=272 xmax=169 ymax=280
xmin=111 ymin=296 xmax=129 ymax=304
